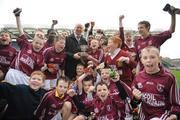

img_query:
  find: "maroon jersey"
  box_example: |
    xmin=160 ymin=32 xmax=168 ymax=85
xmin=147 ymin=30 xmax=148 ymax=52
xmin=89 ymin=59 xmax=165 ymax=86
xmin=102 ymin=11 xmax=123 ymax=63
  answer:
xmin=78 ymin=91 xmax=95 ymax=103
xmin=108 ymin=80 xmax=133 ymax=119
xmin=83 ymin=94 xmax=127 ymax=120
xmin=78 ymin=90 xmax=95 ymax=112
xmin=42 ymin=41 xmax=54 ymax=50
xmin=104 ymin=49 xmax=136 ymax=86
xmin=119 ymin=27 xmax=136 ymax=53
xmin=132 ymin=67 xmax=180 ymax=120
xmin=0 ymin=45 xmax=16 ymax=74
xmin=43 ymin=47 xmax=66 ymax=79
xmin=134 ymin=31 xmax=171 ymax=69
xmin=35 ymin=90 xmax=73 ymax=120
xmin=10 ymin=35 xmax=44 ymax=76
xmin=88 ymin=49 xmax=104 ymax=63
xmin=119 ymin=27 xmax=137 ymax=62
xmin=109 ymin=80 xmax=133 ymax=98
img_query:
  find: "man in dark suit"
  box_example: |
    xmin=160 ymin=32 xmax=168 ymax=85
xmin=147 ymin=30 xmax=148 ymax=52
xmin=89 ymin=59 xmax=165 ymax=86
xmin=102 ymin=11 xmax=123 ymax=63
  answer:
xmin=65 ymin=24 xmax=87 ymax=80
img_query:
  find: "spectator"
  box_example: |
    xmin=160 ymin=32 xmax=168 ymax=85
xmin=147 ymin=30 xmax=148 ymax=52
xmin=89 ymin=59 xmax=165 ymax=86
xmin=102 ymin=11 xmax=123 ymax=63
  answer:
xmin=65 ymin=24 xmax=87 ymax=80
xmin=5 ymin=8 xmax=45 ymax=85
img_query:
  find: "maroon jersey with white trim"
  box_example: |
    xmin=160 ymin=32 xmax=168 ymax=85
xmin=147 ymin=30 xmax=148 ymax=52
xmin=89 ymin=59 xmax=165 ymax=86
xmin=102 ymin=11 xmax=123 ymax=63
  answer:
xmin=0 ymin=45 xmax=16 ymax=74
xmin=108 ymin=80 xmax=133 ymax=119
xmin=43 ymin=47 xmax=66 ymax=79
xmin=78 ymin=90 xmax=95 ymax=112
xmin=10 ymin=35 xmax=44 ymax=76
xmin=132 ymin=67 xmax=180 ymax=120
xmin=35 ymin=90 xmax=74 ymax=120
xmin=88 ymin=49 xmax=104 ymax=63
xmin=104 ymin=49 xmax=136 ymax=86
xmin=83 ymin=94 xmax=125 ymax=120
xmin=78 ymin=90 xmax=95 ymax=103
xmin=43 ymin=41 xmax=53 ymax=49
xmin=134 ymin=31 xmax=171 ymax=70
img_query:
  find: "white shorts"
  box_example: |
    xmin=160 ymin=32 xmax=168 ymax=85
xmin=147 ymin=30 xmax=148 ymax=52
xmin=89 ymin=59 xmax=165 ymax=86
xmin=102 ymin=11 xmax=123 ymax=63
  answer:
xmin=5 ymin=68 xmax=30 ymax=85
xmin=51 ymin=113 xmax=62 ymax=120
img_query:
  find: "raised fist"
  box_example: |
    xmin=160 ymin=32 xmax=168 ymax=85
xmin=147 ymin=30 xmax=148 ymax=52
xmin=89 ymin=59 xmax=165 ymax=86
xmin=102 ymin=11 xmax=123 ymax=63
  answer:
xmin=85 ymin=23 xmax=90 ymax=28
xmin=13 ymin=8 xmax=22 ymax=16
xmin=119 ymin=15 xmax=125 ymax=20
xmin=52 ymin=20 xmax=58 ymax=25
xmin=90 ymin=21 xmax=95 ymax=27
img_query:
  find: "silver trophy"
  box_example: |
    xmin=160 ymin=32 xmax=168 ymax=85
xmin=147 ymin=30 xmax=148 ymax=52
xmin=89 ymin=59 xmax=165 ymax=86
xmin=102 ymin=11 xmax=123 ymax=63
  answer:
xmin=79 ymin=45 xmax=89 ymax=64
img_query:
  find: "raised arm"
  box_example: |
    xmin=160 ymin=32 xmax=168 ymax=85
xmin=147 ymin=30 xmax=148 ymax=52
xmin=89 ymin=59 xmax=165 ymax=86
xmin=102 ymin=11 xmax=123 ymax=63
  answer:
xmin=51 ymin=20 xmax=58 ymax=29
xmin=13 ymin=8 xmax=24 ymax=36
xmin=119 ymin=15 xmax=124 ymax=28
xmin=163 ymin=4 xmax=177 ymax=33
xmin=88 ymin=21 xmax=95 ymax=36
xmin=77 ymin=73 xmax=88 ymax=94
xmin=119 ymin=15 xmax=126 ymax=49
xmin=169 ymin=13 xmax=176 ymax=33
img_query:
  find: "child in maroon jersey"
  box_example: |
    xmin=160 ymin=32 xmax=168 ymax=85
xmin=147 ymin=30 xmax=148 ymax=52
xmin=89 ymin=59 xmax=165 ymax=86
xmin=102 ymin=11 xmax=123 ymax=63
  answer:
xmin=34 ymin=77 xmax=76 ymax=120
xmin=134 ymin=10 xmax=176 ymax=72
xmin=88 ymin=39 xmax=104 ymax=65
xmin=71 ymin=74 xmax=95 ymax=119
xmin=77 ymin=75 xmax=95 ymax=103
xmin=70 ymin=67 xmax=133 ymax=120
xmin=104 ymin=36 xmax=136 ymax=87
xmin=0 ymin=31 xmax=17 ymax=80
xmin=70 ymin=81 xmax=132 ymax=120
xmin=5 ymin=8 xmax=45 ymax=85
xmin=119 ymin=15 xmax=136 ymax=57
xmin=119 ymin=15 xmax=137 ymax=79
xmin=132 ymin=46 xmax=180 ymax=120
xmin=41 ymin=35 xmax=66 ymax=89
xmin=101 ymin=67 xmax=133 ymax=118
xmin=67 ymin=63 xmax=86 ymax=94
xmin=75 ymin=63 xmax=86 ymax=80
xmin=43 ymin=20 xmax=58 ymax=49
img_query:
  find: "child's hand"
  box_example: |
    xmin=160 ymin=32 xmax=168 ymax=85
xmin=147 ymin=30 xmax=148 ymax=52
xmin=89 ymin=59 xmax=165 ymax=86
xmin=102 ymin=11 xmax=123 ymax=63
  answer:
xmin=119 ymin=15 xmax=125 ymax=21
xmin=73 ymin=53 xmax=81 ymax=60
xmin=111 ymin=71 xmax=120 ymax=82
xmin=87 ymin=86 xmax=95 ymax=93
xmin=118 ymin=56 xmax=129 ymax=64
xmin=90 ymin=21 xmax=95 ymax=27
xmin=48 ymin=68 xmax=55 ymax=73
xmin=13 ymin=8 xmax=22 ymax=16
xmin=41 ymin=64 xmax=48 ymax=72
xmin=166 ymin=114 xmax=177 ymax=120
xmin=132 ymin=68 xmax=136 ymax=74
xmin=67 ymin=89 xmax=77 ymax=97
xmin=132 ymin=88 xmax=142 ymax=100
xmin=96 ymin=62 xmax=105 ymax=70
xmin=52 ymin=20 xmax=58 ymax=25
xmin=87 ymin=55 xmax=93 ymax=60
xmin=85 ymin=23 xmax=90 ymax=28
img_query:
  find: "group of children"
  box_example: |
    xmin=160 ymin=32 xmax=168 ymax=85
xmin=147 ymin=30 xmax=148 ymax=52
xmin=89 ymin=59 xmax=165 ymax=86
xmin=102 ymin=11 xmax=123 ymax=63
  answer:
xmin=0 ymin=7 xmax=179 ymax=120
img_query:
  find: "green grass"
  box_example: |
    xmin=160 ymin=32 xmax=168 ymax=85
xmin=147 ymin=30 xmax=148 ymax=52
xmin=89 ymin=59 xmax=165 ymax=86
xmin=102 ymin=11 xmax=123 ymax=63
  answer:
xmin=171 ymin=70 xmax=180 ymax=88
